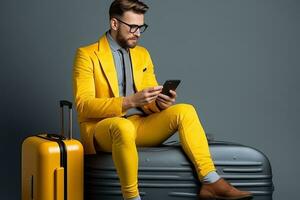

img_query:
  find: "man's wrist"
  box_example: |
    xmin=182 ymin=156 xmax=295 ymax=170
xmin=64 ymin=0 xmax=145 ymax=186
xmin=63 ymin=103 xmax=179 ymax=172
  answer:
xmin=122 ymin=96 xmax=135 ymax=111
xmin=122 ymin=97 xmax=131 ymax=111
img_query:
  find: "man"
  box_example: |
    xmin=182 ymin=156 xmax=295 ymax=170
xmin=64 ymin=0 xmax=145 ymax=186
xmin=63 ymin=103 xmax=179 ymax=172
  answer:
xmin=73 ymin=0 xmax=253 ymax=200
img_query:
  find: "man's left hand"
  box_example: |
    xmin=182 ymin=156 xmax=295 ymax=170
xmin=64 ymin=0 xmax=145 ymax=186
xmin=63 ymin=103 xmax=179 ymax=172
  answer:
xmin=156 ymin=90 xmax=177 ymax=110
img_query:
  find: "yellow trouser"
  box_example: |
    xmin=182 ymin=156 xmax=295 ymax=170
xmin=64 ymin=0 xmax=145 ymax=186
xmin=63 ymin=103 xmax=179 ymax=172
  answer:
xmin=94 ymin=104 xmax=216 ymax=199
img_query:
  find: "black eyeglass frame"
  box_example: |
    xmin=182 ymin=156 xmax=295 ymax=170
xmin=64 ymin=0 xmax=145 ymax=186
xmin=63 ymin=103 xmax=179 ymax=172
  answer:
xmin=115 ymin=18 xmax=148 ymax=33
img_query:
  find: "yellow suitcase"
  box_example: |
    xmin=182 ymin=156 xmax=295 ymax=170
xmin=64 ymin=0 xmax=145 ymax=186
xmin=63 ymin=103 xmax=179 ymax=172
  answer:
xmin=22 ymin=100 xmax=83 ymax=200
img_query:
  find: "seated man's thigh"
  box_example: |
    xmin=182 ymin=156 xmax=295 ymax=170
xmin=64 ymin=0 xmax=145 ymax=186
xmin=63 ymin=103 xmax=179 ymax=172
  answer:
xmin=135 ymin=104 xmax=195 ymax=146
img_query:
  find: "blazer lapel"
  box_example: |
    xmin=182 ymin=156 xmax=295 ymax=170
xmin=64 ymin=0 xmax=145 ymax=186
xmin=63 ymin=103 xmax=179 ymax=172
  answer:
xmin=95 ymin=35 xmax=119 ymax=97
xmin=129 ymin=48 xmax=142 ymax=91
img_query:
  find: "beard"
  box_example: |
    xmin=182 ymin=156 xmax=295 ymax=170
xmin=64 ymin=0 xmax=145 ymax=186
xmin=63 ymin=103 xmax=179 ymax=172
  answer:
xmin=116 ymin=31 xmax=139 ymax=49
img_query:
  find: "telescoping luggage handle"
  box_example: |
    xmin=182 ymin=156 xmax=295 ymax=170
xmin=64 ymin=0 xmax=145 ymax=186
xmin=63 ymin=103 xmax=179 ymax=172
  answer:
xmin=59 ymin=100 xmax=73 ymax=140
xmin=45 ymin=100 xmax=72 ymax=140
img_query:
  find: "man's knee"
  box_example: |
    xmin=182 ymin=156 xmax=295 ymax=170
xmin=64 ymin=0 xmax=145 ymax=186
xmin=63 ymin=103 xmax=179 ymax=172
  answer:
xmin=109 ymin=118 xmax=136 ymax=141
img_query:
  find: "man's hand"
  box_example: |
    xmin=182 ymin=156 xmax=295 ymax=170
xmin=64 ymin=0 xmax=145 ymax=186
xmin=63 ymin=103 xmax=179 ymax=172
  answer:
xmin=122 ymin=86 xmax=163 ymax=111
xmin=156 ymin=90 xmax=177 ymax=110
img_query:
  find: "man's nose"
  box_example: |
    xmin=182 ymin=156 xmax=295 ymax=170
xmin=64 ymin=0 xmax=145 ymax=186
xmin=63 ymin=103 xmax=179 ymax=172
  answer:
xmin=134 ymin=28 xmax=141 ymax=37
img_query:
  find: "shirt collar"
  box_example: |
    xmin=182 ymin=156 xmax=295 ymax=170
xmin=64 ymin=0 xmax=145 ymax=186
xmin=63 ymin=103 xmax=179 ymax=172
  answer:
xmin=106 ymin=31 xmax=127 ymax=53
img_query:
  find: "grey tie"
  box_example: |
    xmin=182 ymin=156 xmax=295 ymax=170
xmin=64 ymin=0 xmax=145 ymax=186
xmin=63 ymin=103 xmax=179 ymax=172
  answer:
xmin=118 ymin=49 xmax=134 ymax=96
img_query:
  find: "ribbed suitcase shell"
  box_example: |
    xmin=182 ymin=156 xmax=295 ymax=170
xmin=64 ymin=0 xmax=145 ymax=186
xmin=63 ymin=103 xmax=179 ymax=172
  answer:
xmin=22 ymin=135 xmax=84 ymax=200
xmin=84 ymin=141 xmax=273 ymax=200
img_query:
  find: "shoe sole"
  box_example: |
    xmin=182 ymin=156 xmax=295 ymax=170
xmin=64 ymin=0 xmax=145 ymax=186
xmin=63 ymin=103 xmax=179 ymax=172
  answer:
xmin=200 ymin=195 xmax=253 ymax=200
xmin=215 ymin=195 xmax=253 ymax=200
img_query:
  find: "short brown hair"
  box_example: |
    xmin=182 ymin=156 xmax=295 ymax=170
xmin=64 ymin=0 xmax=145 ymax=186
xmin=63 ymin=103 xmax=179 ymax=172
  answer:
xmin=109 ymin=0 xmax=149 ymax=19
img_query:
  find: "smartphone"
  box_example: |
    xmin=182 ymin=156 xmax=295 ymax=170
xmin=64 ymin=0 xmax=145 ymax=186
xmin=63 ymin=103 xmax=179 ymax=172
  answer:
xmin=161 ymin=80 xmax=181 ymax=97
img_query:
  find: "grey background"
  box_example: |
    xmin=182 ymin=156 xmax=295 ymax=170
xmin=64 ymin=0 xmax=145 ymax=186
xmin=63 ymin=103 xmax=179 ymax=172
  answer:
xmin=1 ymin=0 xmax=299 ymax=199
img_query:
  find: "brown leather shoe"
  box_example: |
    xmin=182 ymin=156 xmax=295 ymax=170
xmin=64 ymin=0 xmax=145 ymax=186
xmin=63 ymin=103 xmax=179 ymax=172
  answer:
xmin=199 ymin=178 xmax=253 ymax=200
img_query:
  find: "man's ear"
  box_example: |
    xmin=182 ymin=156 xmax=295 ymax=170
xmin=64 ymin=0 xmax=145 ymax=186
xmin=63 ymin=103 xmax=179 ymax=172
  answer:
xmin=110 ymin=18 xmax=118 ymax=31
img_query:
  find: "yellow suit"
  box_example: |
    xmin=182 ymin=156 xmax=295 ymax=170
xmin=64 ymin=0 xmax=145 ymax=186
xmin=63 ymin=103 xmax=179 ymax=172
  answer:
xmin=73 ymin=34 xmax=216 ymax=199
xmin=73 ymin=34 xmax=160 ymax=154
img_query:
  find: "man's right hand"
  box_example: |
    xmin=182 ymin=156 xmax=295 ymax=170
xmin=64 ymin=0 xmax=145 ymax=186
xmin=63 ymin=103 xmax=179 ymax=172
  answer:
xmin=122 ymin=86 xmax=163 ymax=111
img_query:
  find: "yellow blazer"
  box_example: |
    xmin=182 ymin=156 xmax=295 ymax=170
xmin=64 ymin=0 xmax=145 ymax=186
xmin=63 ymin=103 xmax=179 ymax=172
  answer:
xmin=73 ymin=34 xmax=161 ymax=154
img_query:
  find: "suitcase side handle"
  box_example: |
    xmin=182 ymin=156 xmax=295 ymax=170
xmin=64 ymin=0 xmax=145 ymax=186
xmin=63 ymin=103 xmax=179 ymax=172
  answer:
xmin=47 ymin=133 xmax=66 ymax=140
xmin=55 ymin=167 xmax=65 ymax=200
xmin=59 ymin=100 xmax=73 ymax=139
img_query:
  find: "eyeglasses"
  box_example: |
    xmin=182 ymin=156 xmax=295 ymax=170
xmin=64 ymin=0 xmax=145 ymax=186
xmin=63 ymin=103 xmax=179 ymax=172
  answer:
xmin=115 ymin=18 xmax=148 ymax=33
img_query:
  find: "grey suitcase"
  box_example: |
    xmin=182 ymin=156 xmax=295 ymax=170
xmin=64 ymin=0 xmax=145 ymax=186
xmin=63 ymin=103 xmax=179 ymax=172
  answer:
xmin=84 ymin=141 xmax=274 ymax=200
